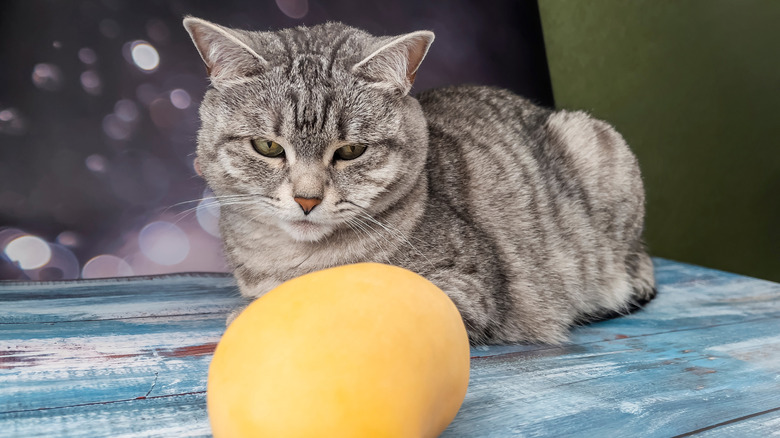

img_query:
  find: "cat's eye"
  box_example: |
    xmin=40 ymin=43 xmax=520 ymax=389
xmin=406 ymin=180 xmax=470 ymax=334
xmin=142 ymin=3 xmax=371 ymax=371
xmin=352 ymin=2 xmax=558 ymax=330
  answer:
xmin=334 ymin=144 xmax=367 ymax=161
xmin=251 ymin=138 xmax=285 ymax=158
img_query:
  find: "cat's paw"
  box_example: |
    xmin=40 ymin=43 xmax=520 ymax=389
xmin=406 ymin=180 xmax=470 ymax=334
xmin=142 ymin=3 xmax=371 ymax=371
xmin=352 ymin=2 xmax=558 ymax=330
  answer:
xmin=225 ymin=306 xmax=247 ymax=327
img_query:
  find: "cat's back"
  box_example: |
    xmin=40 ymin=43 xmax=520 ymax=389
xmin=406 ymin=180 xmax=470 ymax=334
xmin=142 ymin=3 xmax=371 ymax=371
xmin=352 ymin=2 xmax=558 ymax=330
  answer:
xmin=415 ymin=85 xmax=651 ymax=343
xmin=417 ymin=84 xmax=644 ymax=234
xmin=417 ymin=84 xmax=553 ymax=219
xmin=417 ymin=85 xmax=550 ymax=145
xmin=417 ymin=84 xmax=558 ymax=225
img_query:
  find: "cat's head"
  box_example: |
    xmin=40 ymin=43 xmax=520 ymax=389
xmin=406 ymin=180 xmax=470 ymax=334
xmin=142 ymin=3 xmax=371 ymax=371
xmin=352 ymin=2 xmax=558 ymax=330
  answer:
xmin=183 ymin=18 xmax=434 ymax=242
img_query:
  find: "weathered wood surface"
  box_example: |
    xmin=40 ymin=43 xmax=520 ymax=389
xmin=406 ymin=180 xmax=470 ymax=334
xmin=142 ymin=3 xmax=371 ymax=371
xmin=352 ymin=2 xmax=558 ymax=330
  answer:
xmin=1 ymin=259 xmax=778 ymax=437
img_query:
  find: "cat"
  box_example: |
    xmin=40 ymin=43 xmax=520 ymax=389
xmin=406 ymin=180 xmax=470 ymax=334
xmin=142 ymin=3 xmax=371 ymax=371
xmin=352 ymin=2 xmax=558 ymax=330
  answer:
xmin=183 ymin=17 xmax=656 ymax=345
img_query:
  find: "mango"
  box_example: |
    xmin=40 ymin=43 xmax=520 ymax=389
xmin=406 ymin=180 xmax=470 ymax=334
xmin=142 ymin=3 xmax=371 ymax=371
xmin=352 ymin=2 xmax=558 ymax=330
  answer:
xmin=207 ymin=263 xmax=470 ymax=438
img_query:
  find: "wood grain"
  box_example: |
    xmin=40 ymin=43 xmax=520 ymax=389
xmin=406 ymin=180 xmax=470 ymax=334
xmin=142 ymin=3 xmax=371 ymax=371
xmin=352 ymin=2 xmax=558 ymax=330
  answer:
xmin=1 ymin=260 xmax=778 ymax=437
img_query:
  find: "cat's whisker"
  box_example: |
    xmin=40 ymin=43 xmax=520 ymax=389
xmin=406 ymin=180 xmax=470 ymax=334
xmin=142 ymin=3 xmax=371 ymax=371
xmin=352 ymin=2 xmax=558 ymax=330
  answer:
xmin=341 ymin=200 xmax=431 ymax=248
xmin=166 ymin=198 xmax=212 ymax=209
xmin=168 ymin=199 xmax=275 ymax=231
xmin=237 ymin=205 xmax=277 ymax=228
xmin=344 ymin=220 xmax=375 ymax=255
xmin=337 ymin=205 xmax=415 ymax=265
xmin=291 ymin=251 xmax=316 ymax=270
xmin=347 ymin=218 xmax=393 ymax=263
xmin=171 ymin=198 xmax=257 ymax=220
xmin=353 ymin=215 xmax=421 ymax=267
xmin=164 ymin=193 xmax=268 ymax=216
xmin=160 ymin=198 xmax=212 ymax=218
xmin=174 ymin=201 xmax=217 ymax=217
xmin=355 ymin=211 xmax=434 ymax=269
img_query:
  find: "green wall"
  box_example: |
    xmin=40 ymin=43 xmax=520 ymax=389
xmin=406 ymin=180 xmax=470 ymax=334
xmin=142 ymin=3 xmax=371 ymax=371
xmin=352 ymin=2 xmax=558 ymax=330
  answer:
xmin=538 ymin=0 xmax=779 ymax=281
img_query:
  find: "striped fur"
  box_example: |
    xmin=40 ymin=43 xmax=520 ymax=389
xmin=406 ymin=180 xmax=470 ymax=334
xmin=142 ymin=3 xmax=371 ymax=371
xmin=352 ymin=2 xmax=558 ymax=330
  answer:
xmin=184 ymin=18 xmax=656 ymax=344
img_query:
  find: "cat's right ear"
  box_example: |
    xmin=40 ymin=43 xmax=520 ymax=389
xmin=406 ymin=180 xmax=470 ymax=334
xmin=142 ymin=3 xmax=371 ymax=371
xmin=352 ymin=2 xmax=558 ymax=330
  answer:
xmin=352 ymin=30 xmax=435 ymax=96
xmin=183 ymin=16 xmax=268 ymax=88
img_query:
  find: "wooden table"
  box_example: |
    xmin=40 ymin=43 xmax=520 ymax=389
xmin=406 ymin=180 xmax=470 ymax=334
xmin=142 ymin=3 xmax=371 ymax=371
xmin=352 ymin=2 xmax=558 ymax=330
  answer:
xmin=1 ymin=259 xmax=779 ymax=437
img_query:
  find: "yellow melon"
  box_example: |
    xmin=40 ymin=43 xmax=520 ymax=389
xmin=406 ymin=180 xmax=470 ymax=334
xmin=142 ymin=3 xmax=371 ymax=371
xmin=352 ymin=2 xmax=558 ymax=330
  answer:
xmin=207 ymin=263 xmax=470 ymax=438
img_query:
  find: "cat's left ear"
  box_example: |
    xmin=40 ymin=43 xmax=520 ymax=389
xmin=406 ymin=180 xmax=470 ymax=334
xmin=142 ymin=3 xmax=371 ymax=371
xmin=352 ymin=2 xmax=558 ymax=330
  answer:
xmin=352 ymin=30 xmax=435 ymax=95
xmin=183 ymin=16 xmax=268 ymax=87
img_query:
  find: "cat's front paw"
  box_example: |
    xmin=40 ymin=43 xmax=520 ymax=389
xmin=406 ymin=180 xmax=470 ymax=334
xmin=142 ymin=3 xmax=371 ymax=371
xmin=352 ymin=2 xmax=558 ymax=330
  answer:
xmin=225 ymin=305 xmax=248 ymax=327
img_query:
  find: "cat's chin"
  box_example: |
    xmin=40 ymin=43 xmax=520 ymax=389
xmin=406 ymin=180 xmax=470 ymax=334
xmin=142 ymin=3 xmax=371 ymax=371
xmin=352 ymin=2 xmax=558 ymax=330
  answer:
xmin=279 ymin=219 xmax=335 ymax=243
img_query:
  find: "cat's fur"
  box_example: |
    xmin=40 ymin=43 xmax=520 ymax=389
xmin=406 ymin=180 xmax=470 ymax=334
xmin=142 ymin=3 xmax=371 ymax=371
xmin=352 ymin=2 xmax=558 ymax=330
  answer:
xmin=183 ymin=18 xmax=656 ymax=345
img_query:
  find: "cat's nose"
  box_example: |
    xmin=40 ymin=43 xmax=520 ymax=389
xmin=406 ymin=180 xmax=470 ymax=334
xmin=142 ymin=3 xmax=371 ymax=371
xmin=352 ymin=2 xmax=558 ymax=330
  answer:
xmin=294 ymin=197 xmax=322 ymax=215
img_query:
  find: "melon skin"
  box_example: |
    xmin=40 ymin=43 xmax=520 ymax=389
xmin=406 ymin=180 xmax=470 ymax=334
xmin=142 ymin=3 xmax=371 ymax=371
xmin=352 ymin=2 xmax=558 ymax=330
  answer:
xmin=207 ymin=262 xmax=471 ymax=438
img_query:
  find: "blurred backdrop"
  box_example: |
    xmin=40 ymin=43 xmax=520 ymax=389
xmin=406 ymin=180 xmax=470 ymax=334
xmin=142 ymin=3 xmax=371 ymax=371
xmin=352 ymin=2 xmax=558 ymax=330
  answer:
xmin=0 ymin=0 xmax=553 ymax=280
xmin=2 ymin=1 xmax=777 ymax=283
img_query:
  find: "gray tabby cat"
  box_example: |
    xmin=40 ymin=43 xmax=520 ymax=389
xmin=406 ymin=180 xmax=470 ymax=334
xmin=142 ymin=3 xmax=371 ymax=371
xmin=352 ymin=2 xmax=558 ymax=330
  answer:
xmin=183 ymin=17 xmax=656 ymax=345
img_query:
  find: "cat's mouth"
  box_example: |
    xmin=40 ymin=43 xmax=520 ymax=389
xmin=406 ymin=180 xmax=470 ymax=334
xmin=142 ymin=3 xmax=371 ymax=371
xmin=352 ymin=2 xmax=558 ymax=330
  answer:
xmin=290 ymin=219 xmax=319 ymax=229
xmin=281 ymin=219 xmax=334 ymax=242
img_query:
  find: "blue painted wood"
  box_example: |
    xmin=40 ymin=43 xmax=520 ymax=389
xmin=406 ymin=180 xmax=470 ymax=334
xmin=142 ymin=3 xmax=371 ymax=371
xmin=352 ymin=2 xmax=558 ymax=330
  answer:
xmin=446 ymin=319 xmax=780 ymax=437
xmin=694 ymin=408 xmax=780 ymax=437
xmin=0 ymin=273 xmax=242 ymax=324
xmin=1 ymin=260 xmax=778 ymax=437
xmin=2 ymin=315 xmax=224 ymax=412
xmin=2 ymin=393 xmax=211 ymax=438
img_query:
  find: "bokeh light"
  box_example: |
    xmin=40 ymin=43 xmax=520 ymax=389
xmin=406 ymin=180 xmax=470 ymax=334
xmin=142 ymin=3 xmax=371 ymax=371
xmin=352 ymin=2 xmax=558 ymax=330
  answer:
xmin=85 ymin=154 xmax=108 ymax=173
xmin=114 ymin=99 xmax=139 ymax=122
xmin=56 ymin=231 xmax=80 ymax=247
xmin=276 ymin=0 xmax=308 ymax=19
xmin=139 ymin=221 xmax=190 ymax=265
xmin=80 ymin=70 xmax=102 ymax=95
xmin=0 ymin=107 xmax=27 ymax=135
xmin=4 ymin=235 xmax=52 ymax=270
xmin=196 ymin=190 xmax=221 ymax=237
xmin=31 ymin=63 xmax=63 ymax=91
xmin=169 ymin=89 xmax=191 ymax=109
xmin=130 ymin=41 xmax=160 ymax=71
xmin=102 ymin=113 xmax=133 ymax=140
xmin=82 ymin=254 xmax=134 ymax=278
xmin=78 ymin=47 xmax=97 ymax=65
xmin=30 ymin=243 xmax=80 ymax=280
xmin=0 ymin=228 xmax=26 ymax=250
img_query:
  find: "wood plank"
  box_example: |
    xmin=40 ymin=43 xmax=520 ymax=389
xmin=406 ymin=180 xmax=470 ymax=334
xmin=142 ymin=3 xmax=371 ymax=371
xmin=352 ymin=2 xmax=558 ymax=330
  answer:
xmin=0 ymin=274 xmax=243 ymax=324
xmin=0 ymin=393 xmax=211 ymax=438
xmin=1 ymin=314 xmax=224 ymax=412
xmin=1 ymin=259 xmax=779 ymax=437
xmin=686 ymin=407 xmax=780 ymax=437
xmin=4 ymin=316 xmax=777 ymax=437
xmin=444 ymin=317 xmax=780 ymax=437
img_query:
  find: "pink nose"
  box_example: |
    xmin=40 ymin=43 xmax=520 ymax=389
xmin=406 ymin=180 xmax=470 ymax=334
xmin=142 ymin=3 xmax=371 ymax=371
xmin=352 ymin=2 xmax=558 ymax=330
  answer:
xmin=294 ymin=197 xmax=322 ymax=215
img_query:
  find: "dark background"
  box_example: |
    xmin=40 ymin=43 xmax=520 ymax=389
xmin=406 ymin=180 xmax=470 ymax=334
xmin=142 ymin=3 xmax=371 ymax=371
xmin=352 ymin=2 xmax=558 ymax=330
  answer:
xmin=0 ymin=0 xmax=553 ymax=280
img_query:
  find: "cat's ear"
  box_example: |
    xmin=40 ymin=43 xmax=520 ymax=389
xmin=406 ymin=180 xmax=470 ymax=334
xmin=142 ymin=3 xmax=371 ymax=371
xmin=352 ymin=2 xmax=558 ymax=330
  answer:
xmin=352 ymin=30 xmax=435 ymax=95
xmin=183 ymin=16 xmax=268 ymax=87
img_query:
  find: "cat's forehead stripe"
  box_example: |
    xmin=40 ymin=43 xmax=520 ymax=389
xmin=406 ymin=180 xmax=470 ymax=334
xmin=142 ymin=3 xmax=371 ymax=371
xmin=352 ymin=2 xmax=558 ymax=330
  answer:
xmin=269 ymin=24 xmax=361 ymax=78
xmin=327 ymin=32 xmax=354 ymax=76
xmin=277 ymin=88 xmax=338 ymax=156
